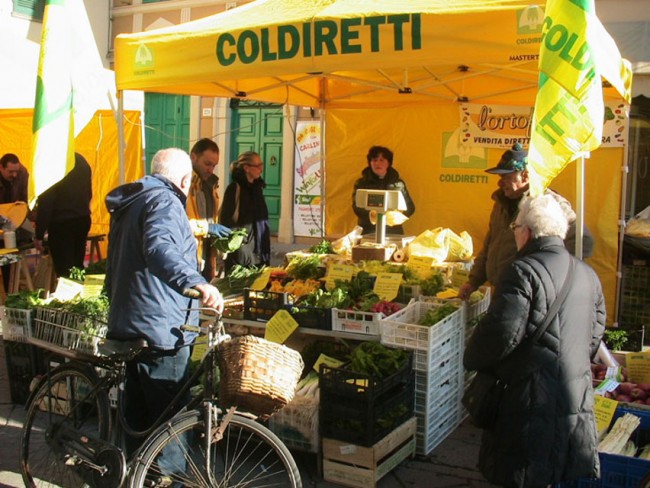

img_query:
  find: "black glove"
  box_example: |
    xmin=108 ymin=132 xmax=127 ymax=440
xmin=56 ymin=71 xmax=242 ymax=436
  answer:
xmin=208 ymin=223 xmax=232 ymax=238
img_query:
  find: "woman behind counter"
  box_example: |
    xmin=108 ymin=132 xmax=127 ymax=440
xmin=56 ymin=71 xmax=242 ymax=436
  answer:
xmin=219 ymin=151 xmax=270 ymax=274
xmin=352 ymin=145 xmax=415 ymax=235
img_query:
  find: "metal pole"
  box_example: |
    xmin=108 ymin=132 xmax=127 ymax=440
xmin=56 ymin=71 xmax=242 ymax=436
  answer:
xmin=117 ymin=91 xmax=125 ymax=184
xmin=575 ymin=154 xmax=585 ymax=260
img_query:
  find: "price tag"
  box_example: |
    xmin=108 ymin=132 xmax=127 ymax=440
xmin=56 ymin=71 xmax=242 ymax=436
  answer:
xmin=251 ymin=268 xmax=272 ymax=291
xmin=313 ymin=353 xmax=345 ymax=373
xmin=594 ymin=378 xmax=620 ymax=395
xmin=325 ymin=263 xmax=354 ymax=290
xmin=408 ymin=254 xmax=433 ymax=270
xmin=626 ymin=353 xmax=650 ymax=383
xmin=190 ymin=340 xmax=209 ymax=362
xmin=593 ymin=395 xmax=618 ymax=435
xmin=53 ymin=277 xmax=84 ymax=301
xmin=450 ymin=268 xmax=470 ymax=289
xmin=264 ymin=309 xmax=299 ymax=344
xmin=373 ymin=272 xmax=402 ymax=301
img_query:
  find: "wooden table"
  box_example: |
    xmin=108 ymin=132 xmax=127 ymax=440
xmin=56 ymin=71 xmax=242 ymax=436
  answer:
xmin=86 ymin=234 xmax=106 ymax=265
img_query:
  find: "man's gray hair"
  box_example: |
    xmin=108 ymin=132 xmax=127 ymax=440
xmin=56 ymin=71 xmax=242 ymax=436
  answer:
xmin=151 ymin=148 xmax=192 ymax=186
xmin=517 ymin=194 xmax=569 ymax=239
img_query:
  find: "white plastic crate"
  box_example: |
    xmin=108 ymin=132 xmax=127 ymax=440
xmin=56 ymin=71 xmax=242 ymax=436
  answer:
xmin=331 ymin=308 xmax=384 ymax=335
xmin=411 ymin=325 xmax=463 ymax=372
xmin=413 ymin=356 xmax=463 ymax=415
xmin=415 ymin=394 xmax=463 ymax=456
xmin=0 ymin=306 xmax=33 ymax=342
xmin=29 ymin=308 xmax=107 ymax=356
xmin=268 ymin=395 xmax=319 ymax=453
xmin=466 ymin=286 xmax=491 ymax=322
xmin=380 ymin=301 xmax=464 ymax=351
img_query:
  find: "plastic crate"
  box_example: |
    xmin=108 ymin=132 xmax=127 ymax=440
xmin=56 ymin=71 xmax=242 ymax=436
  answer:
xmin=29 ymin=308 xmax=107 ymax=356
xmin=284 ymin=304 xmax=332 ymax=330
xmin=556 ymin=405 xmax=650 ymax=488
xmin=268 ymin=395 xmax=319 ymax=453
xmin=320 ymin=377 xmax=415 ymax=447
xmin=619 ymin=264 xmax=650 ymax=329
xmin=413 ymin=355 xmax=463 ymax=414
xmin=243 ymin=288 xmax=290 ymax=322
xmin=0 ymin=306 xmax=32 ymax=342
xmin=410 ymin=324 xmax=463 ymax=372
xmin=222 ymin=296 xmax=244 ymax=320
xmin=331 ymin=308 xmax=384 ymax=335
xmin=397 ymin=284 xmax=421 ymax=304
xmin=415 ymin=394 xmax=463 ymax=456
xmin=380 ymin=301 xmax=464 ymax=351
xmin=467 ymin=286 xmax=491 ymax=322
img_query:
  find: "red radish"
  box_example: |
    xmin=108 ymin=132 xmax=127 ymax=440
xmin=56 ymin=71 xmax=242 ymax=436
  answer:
xmin=637 ymin=383 xmax=650 ymax=391
xmin=616 ymin=394 xmax=632 ymax=403
xmin=631 ymin=388 xmax=648 ymax=401
xmin=617 ymin=382 xmax=638 ymax=395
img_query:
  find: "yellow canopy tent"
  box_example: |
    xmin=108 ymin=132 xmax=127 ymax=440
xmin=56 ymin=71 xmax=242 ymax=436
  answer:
xmin=114 ymin=0 xmax=628 ymax=322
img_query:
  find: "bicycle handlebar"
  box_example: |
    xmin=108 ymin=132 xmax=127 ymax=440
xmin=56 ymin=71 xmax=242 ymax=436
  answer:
xmin=182 ymin=288 xmax=202 ymax=299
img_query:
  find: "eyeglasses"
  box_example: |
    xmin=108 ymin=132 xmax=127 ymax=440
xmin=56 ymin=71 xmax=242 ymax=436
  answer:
xmin=509 ymin=222 xmax=524 ymax=231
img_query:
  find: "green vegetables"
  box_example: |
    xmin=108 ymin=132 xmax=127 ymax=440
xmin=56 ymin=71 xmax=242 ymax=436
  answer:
xmin=308 ymin=240 xmax=334 ymax=254
xmin=418 ymin=302 xmax=459 ymax=326
xmin=348 ymin=342 xmax=409 ymax=379
xmin=4 ymin=289 xmax=46 ymax=309
xmin=419 ymin=272 xmax=445 ymax=296
xmin=285 ymin=255 xmax=323 ymax=280
xmin=211 ymin=264 xmax=265 ymax=297
xmin=210 ymin=228 xmax=248 ymax=253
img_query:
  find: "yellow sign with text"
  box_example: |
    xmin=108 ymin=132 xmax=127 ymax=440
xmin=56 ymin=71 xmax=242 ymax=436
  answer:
xmin=264 ymin=309 xmax=299 ymax=344
xmin=326 ymin=263 xmax=355 ymax=290
xmin=373 ymin=272 xmax=402 ymax=301
xmin=593 ymin=395 xmax=618 ymax=435
xmin=626 ymin=353 xmax=650 ymax=384
xmin=251 ymin=268 xmax=272 ymax=291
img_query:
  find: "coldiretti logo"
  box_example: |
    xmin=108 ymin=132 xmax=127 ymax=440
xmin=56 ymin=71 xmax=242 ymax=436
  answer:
xmin=215 ymin=14 xmax=422 ymax=66
xmin=517 ymin=6 xmax=544 ymax=35
xmin=135 ymin=43 xmax=154 ymax=68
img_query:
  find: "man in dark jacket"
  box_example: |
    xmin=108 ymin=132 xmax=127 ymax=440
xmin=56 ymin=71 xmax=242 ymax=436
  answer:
xmin=459 ymin=142 xmax=594 ymax=300
xmin=464 ymin=194 xmax=606 ymax=488
xmin=104 ymin=147 xmax=223 ymax=458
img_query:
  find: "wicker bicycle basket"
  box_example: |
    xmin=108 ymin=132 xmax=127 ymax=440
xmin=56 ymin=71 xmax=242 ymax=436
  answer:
xmin=217 ymin=335 xmax=304 ymax=418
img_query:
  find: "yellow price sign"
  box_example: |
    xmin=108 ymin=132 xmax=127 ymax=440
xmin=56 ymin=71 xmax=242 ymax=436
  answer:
xmin=373 ymin=272 xmax=402 ymax=301
xmin=450 ymin=267 xmax=470 ymax=289
xmin=264 ymin=309 xmax=299 ymax=344
xmin=190 ymin=340 xmax=209 ymax=362
xmin=313 ymin=353 xmax=345 ymax=373
xmin=251 ymin=268 xmax=272 ymax=291
xmin=593 ymin=394 xmax=618 ymax=436
xmin=626 ymin=352 xmax=650 ymax=383
xmin=325 ymin=263 xmax=354 ymax=290
xmin=408 ymin=255 xmax=433 ymax=269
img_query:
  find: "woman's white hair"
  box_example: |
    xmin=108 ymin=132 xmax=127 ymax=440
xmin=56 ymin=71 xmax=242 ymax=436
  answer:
xmin=517 ymin=194 xmax=569 ymax=239
xmin=151 ymin=148 xmax=192 ymax=186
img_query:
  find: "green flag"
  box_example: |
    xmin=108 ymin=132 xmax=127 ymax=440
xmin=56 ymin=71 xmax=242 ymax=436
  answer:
xmin=527 ymin=0 xmax=632 ymax=196
xmin=31 ymin=0 xmax=106 ymax=204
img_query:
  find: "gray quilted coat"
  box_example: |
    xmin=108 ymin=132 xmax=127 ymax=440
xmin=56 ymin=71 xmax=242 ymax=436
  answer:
xmin=464 ymin=236 xmax=606 ymax=488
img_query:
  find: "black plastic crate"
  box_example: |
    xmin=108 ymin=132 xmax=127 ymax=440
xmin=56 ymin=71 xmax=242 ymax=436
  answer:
xmin=243 ymin=288 xmax=289 ymax=322
xmin=3 ymin=340 xmax=40 ymax=404
xmin=618 ymin=264 xmax=650 ymax=341
xmin=320 ymin=375 xmax=414 ymax=447
xmin=319 ymin=351 xmax=413 ymax=401
xmin=284 ymin=304 xmax=332 ymax=330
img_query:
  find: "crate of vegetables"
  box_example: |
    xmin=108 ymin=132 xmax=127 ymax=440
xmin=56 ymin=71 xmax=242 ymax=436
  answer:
xmin=243 ymin=288 xmax=290 ymax=322
xmin=331 ymin=301 xmax=402 ymax=336
xmin=284 ymin=304 xmax=332 ymax=330
xmin=380 ymin=301 xmax=464 ymax=351
xmin=319 ymin=342 xmax=414 ymax=447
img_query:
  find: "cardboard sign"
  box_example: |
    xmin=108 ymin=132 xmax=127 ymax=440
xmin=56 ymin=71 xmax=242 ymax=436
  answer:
xmin=264 ymin=309 xmax=299 ymax=344
xmin=53 ymin=277 xmax=84 ymax=301
xmin=373 ymin=272 xmax=402 ymax=301
xmin=450 ymin=267 xmax=470 ymax=289
xmin=251 ymin=268 xmax=272 ymax=291
xmin=408 ymin=255 xmax=433 ymax=269
xmin=325 ymin=263 xmax=354 ymax=290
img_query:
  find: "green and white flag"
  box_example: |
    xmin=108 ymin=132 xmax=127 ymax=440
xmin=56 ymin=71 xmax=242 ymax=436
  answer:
xmin=31 ymin=0 xmax=106 ymax=203
xmin=527 ymin=0 xmax=633 ymax=196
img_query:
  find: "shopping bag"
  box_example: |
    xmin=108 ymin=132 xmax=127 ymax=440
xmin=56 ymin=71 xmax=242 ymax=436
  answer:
xmin=461 ymin=371 xmax=507 ymax=429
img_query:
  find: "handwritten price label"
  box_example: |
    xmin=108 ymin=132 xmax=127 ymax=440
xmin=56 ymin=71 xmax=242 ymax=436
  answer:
xmin=264 ymin=309 xmax=299 ymax=344
xmin=325 ymin=263 xmax=355 ymax=290
xmin=373 ymin=272 xmax=402 ymax=301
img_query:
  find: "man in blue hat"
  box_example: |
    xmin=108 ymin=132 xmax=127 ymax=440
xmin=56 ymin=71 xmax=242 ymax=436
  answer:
xmin=458 ymin=143 xmax=593 ymax=300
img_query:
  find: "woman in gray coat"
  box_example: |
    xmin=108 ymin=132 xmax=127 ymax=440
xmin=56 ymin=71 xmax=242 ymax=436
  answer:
xmin=464 ymin=194 xmax=606 ymax=488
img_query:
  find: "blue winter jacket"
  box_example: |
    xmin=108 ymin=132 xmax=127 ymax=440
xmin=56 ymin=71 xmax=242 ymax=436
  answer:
xmin=104 ymin=174 xmax=206 ymax=349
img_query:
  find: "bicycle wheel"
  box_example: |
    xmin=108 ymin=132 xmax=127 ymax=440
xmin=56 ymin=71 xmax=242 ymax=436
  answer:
xmin=21 ymin=363 xmax=112 ymax=488
xmin=129 ymin=409 xmax=302 ymax=488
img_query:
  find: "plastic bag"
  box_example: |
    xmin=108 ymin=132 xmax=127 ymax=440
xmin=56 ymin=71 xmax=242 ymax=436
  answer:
xmin=408 ymin=227 xmax=450 ymax=263
xmin=447 ymin=230 xmax=473 ymax=261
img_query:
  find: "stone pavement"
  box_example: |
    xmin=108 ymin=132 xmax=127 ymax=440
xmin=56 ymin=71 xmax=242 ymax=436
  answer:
xmin=0 ymin=333 xmax=495 ymax=488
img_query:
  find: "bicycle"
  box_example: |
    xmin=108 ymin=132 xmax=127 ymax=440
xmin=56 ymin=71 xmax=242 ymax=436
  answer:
xmin=19 ymin=298 xmax=303 ymax=488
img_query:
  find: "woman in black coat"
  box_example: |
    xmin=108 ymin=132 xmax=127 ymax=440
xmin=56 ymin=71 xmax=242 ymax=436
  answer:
xmin=464 ymin=194 xmax=606 ymax=488
xmin=219 ymin=151 xmax=270 ymax=274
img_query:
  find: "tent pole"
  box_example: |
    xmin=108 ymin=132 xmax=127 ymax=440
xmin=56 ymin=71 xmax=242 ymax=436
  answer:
xmin=319 ymin=77 xmax=326 ymax=238
xmin=575 ymin=155 xmax=584 ymax=260
xmin=117 ymin=90 xmax=125 ymax=184
xmin=613 ymin=106 xmax=632 ymax=327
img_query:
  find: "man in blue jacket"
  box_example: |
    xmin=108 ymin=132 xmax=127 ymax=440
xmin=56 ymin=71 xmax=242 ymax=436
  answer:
xmin=104 ymin=147 xmax=223 ymax=458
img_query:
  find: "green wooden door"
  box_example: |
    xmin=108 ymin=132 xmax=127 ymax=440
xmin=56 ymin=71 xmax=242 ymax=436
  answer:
xmin=230 ymin=102 xmax=283 ymax=234
xmin=144 ymin=93 xmax=190 ymax=173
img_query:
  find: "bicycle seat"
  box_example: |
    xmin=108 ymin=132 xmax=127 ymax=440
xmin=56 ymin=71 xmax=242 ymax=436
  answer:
xmin=98 ymin=338 xmax=149 ymax=361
